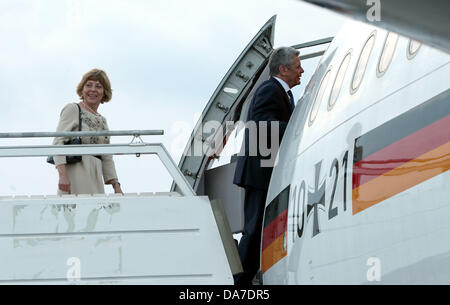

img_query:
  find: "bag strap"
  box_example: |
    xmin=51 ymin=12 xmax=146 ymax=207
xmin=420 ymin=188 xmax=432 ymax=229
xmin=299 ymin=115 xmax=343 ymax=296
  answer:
xmin=76 ymin=103 xmax=82 ymax=139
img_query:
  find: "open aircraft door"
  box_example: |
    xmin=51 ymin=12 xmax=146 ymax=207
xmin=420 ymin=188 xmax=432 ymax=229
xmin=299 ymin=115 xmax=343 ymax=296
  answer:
xmin=171 ymin=16 xmax=276 ymax=233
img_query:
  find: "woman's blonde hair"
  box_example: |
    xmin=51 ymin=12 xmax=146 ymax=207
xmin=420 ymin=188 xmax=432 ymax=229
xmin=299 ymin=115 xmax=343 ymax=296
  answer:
xmin=76 ymin=69 xmax=112 ymax=103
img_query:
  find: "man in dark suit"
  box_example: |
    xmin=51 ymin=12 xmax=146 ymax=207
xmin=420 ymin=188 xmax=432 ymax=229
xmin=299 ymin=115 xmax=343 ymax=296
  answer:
xmin=233 ymin=47 xmax=304 ymax=285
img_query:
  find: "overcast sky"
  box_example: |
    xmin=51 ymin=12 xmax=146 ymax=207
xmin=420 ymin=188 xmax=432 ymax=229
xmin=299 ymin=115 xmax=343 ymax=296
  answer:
xmin=0 ymin=0 xmax=346 ymax=195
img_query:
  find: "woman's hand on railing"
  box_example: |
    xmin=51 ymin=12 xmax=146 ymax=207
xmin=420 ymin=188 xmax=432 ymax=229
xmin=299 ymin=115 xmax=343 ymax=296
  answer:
xmin=57 ymin=164 xmax=71 ymax=194
xmin=112 ymin=181 xmax=123 ymax=194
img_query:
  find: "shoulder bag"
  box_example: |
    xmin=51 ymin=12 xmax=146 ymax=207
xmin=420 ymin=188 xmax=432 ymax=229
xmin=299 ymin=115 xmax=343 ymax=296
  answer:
xmin=47 ymin=104 xmax=83 ymax=165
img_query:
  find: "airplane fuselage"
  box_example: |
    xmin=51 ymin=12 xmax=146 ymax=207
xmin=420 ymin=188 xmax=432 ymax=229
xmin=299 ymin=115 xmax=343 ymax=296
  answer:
xmin=262 ymin=21 xmax=450 ymax=284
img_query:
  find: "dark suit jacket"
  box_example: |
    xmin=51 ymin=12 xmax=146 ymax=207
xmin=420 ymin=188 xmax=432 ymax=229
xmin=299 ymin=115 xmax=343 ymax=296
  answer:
xmin=233 ymin=77 xmax=293 ymax=190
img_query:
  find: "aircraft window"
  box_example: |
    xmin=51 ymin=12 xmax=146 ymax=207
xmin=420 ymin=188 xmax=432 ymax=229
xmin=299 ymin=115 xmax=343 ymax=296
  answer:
xmin=377 ymin=32 xmax=398 ymax=77
xmin=309 ymin=69 xmax=331 ymax=126
xmin=407 ymin=39 xmax=421 ymax=59
xmin=328 ymin=51 xmax=351 ymax=110
xmin=351 ymin=32 xmax=376 ymax=94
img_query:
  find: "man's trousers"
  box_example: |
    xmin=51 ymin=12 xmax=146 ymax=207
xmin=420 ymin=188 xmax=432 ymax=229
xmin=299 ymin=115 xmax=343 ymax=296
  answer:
xmin=235 ymin=186 xmax=268 ymax=285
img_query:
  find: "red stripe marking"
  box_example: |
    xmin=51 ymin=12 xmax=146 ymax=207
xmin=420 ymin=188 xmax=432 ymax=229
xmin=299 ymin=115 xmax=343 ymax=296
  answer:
xmin=262 ymin=209 xmax=288 ymax=251
xmin=353 ymin=114 xmax=450 ymax=189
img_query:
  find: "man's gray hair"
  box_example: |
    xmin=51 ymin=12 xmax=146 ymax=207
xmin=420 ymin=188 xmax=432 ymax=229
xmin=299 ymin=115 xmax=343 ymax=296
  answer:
xmin=269 ymin=47 xmax=300 ymax=76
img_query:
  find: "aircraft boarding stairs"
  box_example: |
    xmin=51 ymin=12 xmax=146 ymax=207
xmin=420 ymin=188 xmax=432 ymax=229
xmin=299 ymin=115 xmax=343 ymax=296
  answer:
xmin=0 ymin=130 xmax=240 ymax=284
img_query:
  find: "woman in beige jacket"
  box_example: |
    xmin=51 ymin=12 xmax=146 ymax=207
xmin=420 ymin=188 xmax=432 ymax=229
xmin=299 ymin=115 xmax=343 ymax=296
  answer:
xmin=53 ymin=69 xmax=123 ymax=195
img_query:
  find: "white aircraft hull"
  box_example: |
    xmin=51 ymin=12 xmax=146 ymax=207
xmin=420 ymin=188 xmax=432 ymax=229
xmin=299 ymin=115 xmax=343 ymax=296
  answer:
xmin=262 ymin=21 xmax=450 ymax=284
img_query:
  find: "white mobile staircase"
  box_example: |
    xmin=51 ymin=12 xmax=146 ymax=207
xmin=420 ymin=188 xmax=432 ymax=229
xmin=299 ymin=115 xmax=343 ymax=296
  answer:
xmin=0 ymin=130 xmax=238 ymax=284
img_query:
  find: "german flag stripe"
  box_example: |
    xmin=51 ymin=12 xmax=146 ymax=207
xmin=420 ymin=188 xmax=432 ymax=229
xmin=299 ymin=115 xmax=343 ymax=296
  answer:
xmin=352 ymin=89 xmax=450 ymax=214
xmin=261 ymin=233 xmax=287 ymax=273
xmin=354 ymin=89 xmax=450 ymax=163
xmin=261 ymin=185 xmax=289 ymax=273
xmin=353 ymin=114 xmax=450 ymax=188
xmin=263 ymin=186 xmax=289 ymax=229
xmin=262 ymin=209 xmax=288 ymax=251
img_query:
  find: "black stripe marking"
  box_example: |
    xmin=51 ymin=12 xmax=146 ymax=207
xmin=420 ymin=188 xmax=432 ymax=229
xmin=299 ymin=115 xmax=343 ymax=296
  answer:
xmin=263 ymin=185 xmax=290 ymax=229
